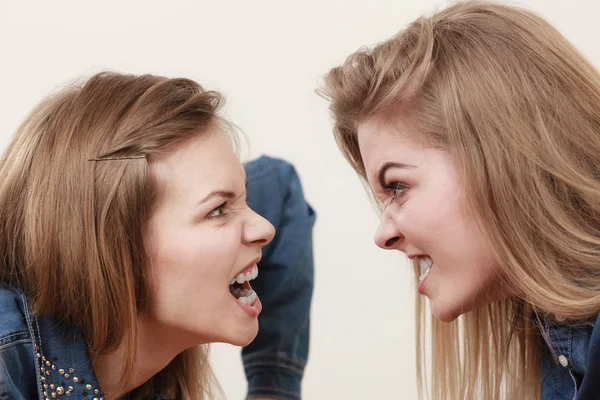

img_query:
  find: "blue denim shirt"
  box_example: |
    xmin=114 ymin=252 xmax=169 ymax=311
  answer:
xmin=0 ymin=155 xmax=315 ymax=400
xmin=540 ymin=313 xmax=600 ymax=400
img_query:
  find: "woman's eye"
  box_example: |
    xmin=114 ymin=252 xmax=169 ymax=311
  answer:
xmin=385 ymin=182 xmax=407 ymax=204
xmin=207 ymin=202 xmax=227 ymax=219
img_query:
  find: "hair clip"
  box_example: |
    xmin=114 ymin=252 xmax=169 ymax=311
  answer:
xmin=88 ymin=155 xmax=146 ymax=161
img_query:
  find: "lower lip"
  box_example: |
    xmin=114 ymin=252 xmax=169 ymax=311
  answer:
xmin=235 ymin=295 xmax=262 ymax=318
xmin=418 ymin=266 xmax=432 ymax=295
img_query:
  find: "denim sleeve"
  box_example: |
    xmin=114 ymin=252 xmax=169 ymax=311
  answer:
xmin=243 ymin=156 xmax=316 ymax=400
xmin=0 ymin=343 xmax=38 ymax=399
xmin=0 ymin=288 xmax=39 ymax=399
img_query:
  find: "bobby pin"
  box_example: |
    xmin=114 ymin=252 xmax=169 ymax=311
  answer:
xmin=88 ymin=155 xmax=146 ymax=161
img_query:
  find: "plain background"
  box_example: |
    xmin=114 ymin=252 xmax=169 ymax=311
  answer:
xmin=1 ymin=1 xmax=598 ymax=398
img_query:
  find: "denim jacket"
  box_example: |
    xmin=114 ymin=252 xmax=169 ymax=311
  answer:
xmin=540 ymin=313 xmax=600 ymax=400
xmin=0 ymin=155 xmax=315 ymax=400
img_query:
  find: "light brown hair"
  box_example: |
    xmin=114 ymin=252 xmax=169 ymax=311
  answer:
xmin=0 ymin=72 xmax=228 ymax=398
xmin=320 ymin=1 xmax=600 ymax=399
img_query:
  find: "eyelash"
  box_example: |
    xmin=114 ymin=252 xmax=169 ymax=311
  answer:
xmin=207 ymin=202 xmax=229 ymax=220
xmin=383 ymin=182 xmax=408 ymax=205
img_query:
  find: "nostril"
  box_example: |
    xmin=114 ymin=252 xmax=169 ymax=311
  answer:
xmin=385 ymin=236 xmax=400 ymax=247
xmin=255 ymin=237 xmax=270 ymax=246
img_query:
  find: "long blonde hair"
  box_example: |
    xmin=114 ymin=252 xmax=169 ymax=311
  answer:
xmin=0 ymin=72 xmax=228 ymax=399
xmin=320 ymin=1 xmax=600 ymax=399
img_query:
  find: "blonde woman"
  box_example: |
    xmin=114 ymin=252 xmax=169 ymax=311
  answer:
xmin=0 ymin=72 xmax=315 ymax=399
xmin=320 ymin=1 xmax=600 ymax=400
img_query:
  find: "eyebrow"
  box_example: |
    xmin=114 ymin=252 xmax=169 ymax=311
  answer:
xmin=377 ymin=162 xmax=416 ymax=188
xmin=198 ymin=190 xmax=236 ymax=205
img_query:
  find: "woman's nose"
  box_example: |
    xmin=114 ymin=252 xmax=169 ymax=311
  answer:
xmin=374 ymin=218 xmax=403 ymax=250
xmin=244 ymin=209 xmax=275 ymax=247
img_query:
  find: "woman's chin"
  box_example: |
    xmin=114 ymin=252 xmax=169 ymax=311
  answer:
xmin=225 ymin=322 xmax=259 ymax=347
xmin=430 ymin=301 xmax=463 ymax=323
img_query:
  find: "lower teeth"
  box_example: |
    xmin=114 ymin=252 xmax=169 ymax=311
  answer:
xmin=229 ymin=286 xmax=257 ymax=305
xmin=238 ymin=292 xmax=257 ymax=305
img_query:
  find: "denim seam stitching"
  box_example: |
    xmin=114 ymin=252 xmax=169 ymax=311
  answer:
xmin=244 ymin=362 xmax=304 ymax=375
xmin=568 ymin=328 xmax=578 ymax=399
xmin=247 ymin=386 xmax=300 ymax=399
xmin=20 ymin=290 xmax=45 ymax=399
xmin=0 ymin=331 xmax=30 ymax=340
xmin=0 ymin=338 xmax=31 ymax=350
xmin=243 ymin=353 xmax=307 ymax=367
xmin=568 ymin=328 xmax=573 ymax=371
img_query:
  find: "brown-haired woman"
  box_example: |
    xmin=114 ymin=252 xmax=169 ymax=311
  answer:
xmin=321 ymin=2 xmax=600 ymax=399
xmin=0 ymin=72 xmax=279 ymax=399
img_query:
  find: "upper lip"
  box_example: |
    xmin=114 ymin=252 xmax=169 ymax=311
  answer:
xmin=231 ymin=256 xmax=261 ymax=279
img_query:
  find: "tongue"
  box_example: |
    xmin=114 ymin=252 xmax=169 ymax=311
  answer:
xmin=229 ymin=281 xmax=253 ymax=299
xmin=230 ymin=281 xmax=251 ymax=290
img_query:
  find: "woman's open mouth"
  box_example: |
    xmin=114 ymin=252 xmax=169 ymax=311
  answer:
xmin=417 ymin=256 xmax=433 ymax=294
xmin=229 ymin=265 xmax=259 ymax=305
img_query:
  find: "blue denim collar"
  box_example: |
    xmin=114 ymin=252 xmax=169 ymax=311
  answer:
xmin=18 ymin=289 xmax=105 ymax=399
xmin=539 ymin=312 xmax=600 ymax=400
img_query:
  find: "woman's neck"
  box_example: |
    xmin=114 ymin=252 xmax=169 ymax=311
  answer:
xmin=91 ymin=316 xmax=188 ymax=399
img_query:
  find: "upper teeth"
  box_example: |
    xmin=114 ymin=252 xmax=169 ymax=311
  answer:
xmin=418 ymin=257 xmax=433 ymax=280
xmin=231 ymin=265 xmax=258 ymax=285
